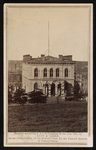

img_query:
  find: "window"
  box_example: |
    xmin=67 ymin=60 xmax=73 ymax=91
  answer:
xmin=34 ymin=68 xmax=38 ymax=77
xmin=56 ymin=68 xmax=59 ymax=77
xmin=43 ymin=68 xmax=47 ymax=77
xmin=50 ymin=68 xmax=53 ymax=77
xmin=65 ymin=68 xmax=68 ymax=77
xmin=34 ymin=82 xmax=38 ymax=90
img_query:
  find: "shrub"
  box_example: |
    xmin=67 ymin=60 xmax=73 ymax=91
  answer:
xmin=8 ymin=89 xmax=13 ymax=104
xmin=13 ymin=88 xmax=27 ymax=104
xmin=27 ymin=90 xmax=47 ymax=103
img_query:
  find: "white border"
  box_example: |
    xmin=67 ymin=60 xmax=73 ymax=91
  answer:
xmin=4 ymin=3 xmax=93 ymax=147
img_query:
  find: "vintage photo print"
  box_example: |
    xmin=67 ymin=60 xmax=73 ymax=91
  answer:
xmin=4 ymin=3 xmax=93 ymax=147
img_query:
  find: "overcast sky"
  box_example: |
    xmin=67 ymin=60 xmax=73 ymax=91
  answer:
xmin=6 ymin=5 xmax=91 ymax=61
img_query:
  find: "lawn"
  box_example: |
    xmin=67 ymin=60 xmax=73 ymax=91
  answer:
xmin=8 ymin=101 xmax=87 ymax=132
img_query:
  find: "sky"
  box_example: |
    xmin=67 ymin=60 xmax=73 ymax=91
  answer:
xmin=6 ymin=5 xmax=91 ymax=61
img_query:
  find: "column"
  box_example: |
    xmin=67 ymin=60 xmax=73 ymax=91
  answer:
xmin=44 ymin=84 xmax=47 ymax=95
xmin=43 ymin=84 xmax=46 ymax=95
xmin=61 ymin=82 xmax=65 ymax=100
xmin=55 ymin=83 xmax=58 ymax=97
xmin=48 ymin=84 xmax=51 ymax=97
xmin=45 ymin=86 xmax=47 ymax=96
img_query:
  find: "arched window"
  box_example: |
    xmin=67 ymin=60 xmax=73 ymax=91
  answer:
xmin=34 ymin=82 xmax=38 ymax=90
xmin=34 ymin=68 xmax=38 ymax=77
xmin=43 ymin=68 xmax=47 ymax=77
xmin=65 ymin=68 xmax=68 ymax=77
xmin=56 ymin=68 xmax=59 ymax=77
xmin=50 ymin=68 xmax=53 ymax=77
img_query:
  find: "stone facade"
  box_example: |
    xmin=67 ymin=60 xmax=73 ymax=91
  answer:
xmin=74 ymin=61 xmax=88 ymax=94
xmin=8 ymin=60 xmax=22 ymax=87
xmin=22 ymin=54 xmax=75 ymax=98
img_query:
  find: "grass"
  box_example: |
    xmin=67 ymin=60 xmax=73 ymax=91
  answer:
xmin=8 ymin=101 xmax=87 ymax=132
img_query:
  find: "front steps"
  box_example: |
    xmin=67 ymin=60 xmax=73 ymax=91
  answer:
xmin=47 ymin=96 xmax=57 ymax=104
xmin=47 ymin=96 xmax=65 ymax=104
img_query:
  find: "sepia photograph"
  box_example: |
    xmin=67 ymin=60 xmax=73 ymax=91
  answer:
xmin=4 ymin=3 xmax=93 ymax=147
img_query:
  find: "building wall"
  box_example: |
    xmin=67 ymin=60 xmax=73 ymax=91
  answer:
xmin=8 ymin=60 xmax=22 ymax=87
xmin=8 ymin=60 xmax=22 ymax=73
xmin=8 ymin=59 xmax=88 ymax=95
xmin=22 ymin=63 xmax=74 ymax=93
xmin=22 ymin=63 xmax=74 ymax=79
xmin=74 ymin=61 xmax=88 ymax=94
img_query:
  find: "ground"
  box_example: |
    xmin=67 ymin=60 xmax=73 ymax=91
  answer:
xmin=8 ymin=101 xmax=87 ymax=132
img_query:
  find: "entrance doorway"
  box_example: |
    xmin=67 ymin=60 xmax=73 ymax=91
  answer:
xmin=58 ymin=83 xmax=61 ymax=96
xmin=51 ymin=83 xmax=55 ymax=96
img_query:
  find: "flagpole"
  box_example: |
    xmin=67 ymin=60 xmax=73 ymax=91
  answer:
xmin=48 ymin=21 xmax=50 ymax=56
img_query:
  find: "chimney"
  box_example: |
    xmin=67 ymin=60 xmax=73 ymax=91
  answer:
xmin=41 ymin=54 xmax=45 ymax=57
xmin=63 ymin=55 xmax=72 ymax=61
xmin=23 ymin=54 xmax=32 ymax=62
xmin=59 ymin=55 xmax=63 ymax=59
xmin=59 ymin=55 xmax=72 ymax=61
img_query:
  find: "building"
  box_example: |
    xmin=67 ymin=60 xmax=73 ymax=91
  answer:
xmin=22 ymin=54 xmax=75 ymax=98
xmin=8 ymin=57 xmax=88 ymax=97
xmin=74 ymin=61 xmax=88 ymax=94
xmin=8 ymin=60 xmax=22 ymax=88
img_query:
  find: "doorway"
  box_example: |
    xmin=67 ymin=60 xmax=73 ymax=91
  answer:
xmin=51 ymin=83 xmax=55 ymax=96
xmin=58 ymin=83 xmax=61 ymax=96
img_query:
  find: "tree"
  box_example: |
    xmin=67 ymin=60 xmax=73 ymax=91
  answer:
xmin=64 ymin=80 xmax=73 ymax=96
xmin=74 ymin=80 xmax=80 ymax=98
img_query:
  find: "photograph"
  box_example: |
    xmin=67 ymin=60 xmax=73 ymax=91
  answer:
xmin=4 ymin=3 xmax=93 ymax=147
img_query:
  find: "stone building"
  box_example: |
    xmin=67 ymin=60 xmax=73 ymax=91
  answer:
xmin=8 ymin=60 xmax=22 ymax=88
xmin=74 ymin=61 xmax=88 ymax=94
xmin=22 ymin=54 xmax=75 ymax=98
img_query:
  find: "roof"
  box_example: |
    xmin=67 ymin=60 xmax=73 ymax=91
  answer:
xmin=24 ymin=55 xmax=75 ymax=64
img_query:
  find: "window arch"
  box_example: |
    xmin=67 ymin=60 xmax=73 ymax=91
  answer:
xmin=34 ymin=82 xmax=38 ymax=90
xmin=50 ymin=68 xmax=53 ymax=77
xmin=56 ymin=68 xmax=59 ymax=77
xmin=43 ymin=68 xmax=47 ymax=77
xmin=65 ymin=68 xmax=68 ymax=77
xmin=34 ymin=68 xmax=38 ymax=77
